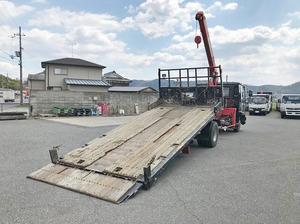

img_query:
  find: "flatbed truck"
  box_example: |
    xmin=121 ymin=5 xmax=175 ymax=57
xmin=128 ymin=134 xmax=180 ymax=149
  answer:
xmin=28 ymin=10 xmax=227 ymax=203
xmin=28 ymin=65 xmax=223 ymax=203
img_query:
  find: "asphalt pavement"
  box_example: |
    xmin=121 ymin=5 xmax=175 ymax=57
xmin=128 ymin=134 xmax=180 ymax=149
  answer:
xmin=0 ymin=98 xmax=30 ymax=115
xmin=0 ymin=111 xmax=299 ymax=224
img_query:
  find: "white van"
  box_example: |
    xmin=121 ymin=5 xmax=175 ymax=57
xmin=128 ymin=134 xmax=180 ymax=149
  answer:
xmin=280 ymin=94 xmax=300 ymax=118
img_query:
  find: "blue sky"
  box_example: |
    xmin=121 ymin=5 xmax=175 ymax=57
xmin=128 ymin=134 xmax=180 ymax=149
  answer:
xmin=1 ymin=0 xmax=300 ymax=85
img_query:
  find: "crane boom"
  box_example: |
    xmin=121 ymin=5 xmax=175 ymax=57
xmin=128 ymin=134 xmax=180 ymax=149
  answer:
xmin=195 ymin=11 xmax=218 ymax=86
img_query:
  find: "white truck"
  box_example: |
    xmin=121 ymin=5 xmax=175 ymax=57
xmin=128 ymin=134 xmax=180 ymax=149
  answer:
xmin=248 ymin=94 xmax=271 ymax=115
xmin=276 ymin=94 xmax=282 ymax=111
xmin=3 ymin=89 xmax=15 ymax=102
xmin=280 ymin=94 xmax=300 ymax=118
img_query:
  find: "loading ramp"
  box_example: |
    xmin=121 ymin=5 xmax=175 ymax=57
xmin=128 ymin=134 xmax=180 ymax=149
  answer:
xmin=28 ymin=104 xmax=215 ymax=203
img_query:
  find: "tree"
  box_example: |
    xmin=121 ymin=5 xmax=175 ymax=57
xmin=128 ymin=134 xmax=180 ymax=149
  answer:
xmin=0 ymin=74 xmax=26 ymax=90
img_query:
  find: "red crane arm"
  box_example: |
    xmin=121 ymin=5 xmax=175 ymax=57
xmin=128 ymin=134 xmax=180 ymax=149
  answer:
xmin=195 ymin=11 xmax=218 ymax=86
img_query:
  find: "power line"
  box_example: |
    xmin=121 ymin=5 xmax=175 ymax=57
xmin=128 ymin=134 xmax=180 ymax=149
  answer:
xmin=0 ymin=54 xmax=18 ymax=64
xmin=0 ymin=49 xmax=14 ymax=59
xmin=0 ymin=0 xmax=19 ymax=28
xmin=0 ymin=14 xmax=14 ymax=35
xmin=22 ymin=51 xmax=42 ymax=71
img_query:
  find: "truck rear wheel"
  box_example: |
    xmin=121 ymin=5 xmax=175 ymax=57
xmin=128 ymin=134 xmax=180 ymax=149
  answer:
xmin=197 ymin=121 xmax=219 ymax=148
xmin=233 ymin=121 xmax=240 ymax=132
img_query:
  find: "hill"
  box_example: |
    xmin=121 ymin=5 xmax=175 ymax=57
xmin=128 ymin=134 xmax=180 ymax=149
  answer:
xmin=245 ymin=81 xmax=300 ymax=94
xmin=130 ymin=79 xmax=159 ymax=90
xmin=130 ymin=79 xmax=300 ymax=94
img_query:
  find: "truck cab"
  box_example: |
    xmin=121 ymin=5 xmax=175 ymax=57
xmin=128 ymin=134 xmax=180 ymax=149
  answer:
xmin=249 ymin=94 xmax=271 ymax=115
xmin=280 ymin=94 xmax=300 ymax=118
xmin=216 ymin=82 xmax=247 ymax=131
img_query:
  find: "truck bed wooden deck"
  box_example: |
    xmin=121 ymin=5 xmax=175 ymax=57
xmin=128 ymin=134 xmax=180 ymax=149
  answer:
xmin=28 ymin=104 xmax=215 ymax=203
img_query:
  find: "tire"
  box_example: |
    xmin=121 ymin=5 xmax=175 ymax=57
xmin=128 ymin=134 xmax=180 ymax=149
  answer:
xmin=197 ymin=121 xmax=219 ymax=148
xmin=233 ymin=121 xmax=240 ymax=132
xmin=281 ymin=112 xmax=285 ymax=119
xmin=240 ymin=114 xmax=246 ymax=125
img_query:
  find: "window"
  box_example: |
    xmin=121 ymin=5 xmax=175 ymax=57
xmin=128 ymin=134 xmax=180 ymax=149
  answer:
xmin=249 ymin=97 xmax=267 ymax=104
xmin=223 ymin=87 xmax=230 ymax=97
xmin=54 ymin=68 xmax=68 ymax=75
xmin=282 ymin=95 xmax=300 ymax=104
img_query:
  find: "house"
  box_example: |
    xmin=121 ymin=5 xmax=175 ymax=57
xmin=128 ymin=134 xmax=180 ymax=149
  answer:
xmin=28 ymin=71 xmax=45 ymax=90
xmin=108 ymin=86 xmax=158 ymax=94
xmin=28 ymin=57 xmax=111 ymax=93
xmin=103 ymin=71 xmax=132 ymax=87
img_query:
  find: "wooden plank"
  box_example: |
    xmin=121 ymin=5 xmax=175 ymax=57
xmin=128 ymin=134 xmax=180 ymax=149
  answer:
xmin=28 ymin=105 xmax=215 ymax=203
xmin=59 ymin=107 xmax=174 ymax=167
xmin=88 ymin=107 xmax=189 ymax=172
xmin=28 ymin=163 xmax=137 ymax=203
xmin=141 ymin=108 xmax=214 ymax=175
xmin=104 ymin=106 xmax=214 ymax=178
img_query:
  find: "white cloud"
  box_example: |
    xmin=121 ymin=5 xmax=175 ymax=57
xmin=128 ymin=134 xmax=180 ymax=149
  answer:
xmin=31 ymin=0 xmax=48 ymax=3
xmin=0 ymin=61 xmax=20 ymax=79
xmin=116 ymin=51 xmax=185 ymax=68
xmin=281 ymin=20 xmax=292 ymax=27
xmin=220 ymin=44 xmax=300 ymax=85
xmin=275 ymin=26 xmax=300 ymax=45
xmin=162 ymin=22 xmax=300 ymax=85
xmin=122 ymin=0 xmax=203 ymax=39
xmin=170 ymin=25 xmax=276 ymax=48
xmin=28 ymin=7 xmax=121 ymax=32
xmin=126 ymin=5 xmax=135 ymax=14
xmin=222 ymin=3 xmax=238 ymax=11
xmin=121 ymin=1 xmax=238 ymax=39
xmin=206 ymin=1 xmax=222 ymax=13
xmin=288 ymin=11 xmax=300 ymax=18
xmin=0 ymin=1 xmax=34 ymax=17
xmin=208 ymin=25 xmax=300 ymax=46
xmin=24 ymin=7 xmax=127 ymax=67
xmin=206 ymin=1 xmax=237 ymax=14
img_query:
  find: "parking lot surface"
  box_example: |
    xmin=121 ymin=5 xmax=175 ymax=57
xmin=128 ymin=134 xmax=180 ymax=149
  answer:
xmin=0 ymin=112 xmax=299 ymax=224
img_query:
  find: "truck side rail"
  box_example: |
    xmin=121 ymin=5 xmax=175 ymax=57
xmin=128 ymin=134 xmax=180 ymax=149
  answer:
xmin=158 ymin=66 xmax=223 ymax=106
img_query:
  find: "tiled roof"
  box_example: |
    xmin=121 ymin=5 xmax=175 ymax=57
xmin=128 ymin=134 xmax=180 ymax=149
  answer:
xmin=108 ymin=86 xmax=157 ymax=92
xmin=28 ymin=71 xmax=45 ymax=80
xmin=42 ymin=58 xmax=106 ymax=68
xmin=103 ymin=71 xmax=131 ymax=82
xmin=64 ymin=78 xmax=111 ymax=87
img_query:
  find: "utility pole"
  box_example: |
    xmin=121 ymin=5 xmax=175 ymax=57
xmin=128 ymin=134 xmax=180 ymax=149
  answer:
xmin=7 ymin=73 xmax=9 ymax=88
xmin=71 ymin=42 xmax=76 ymax=57
xmin=12 ymin=26 xmax=25 ymax=104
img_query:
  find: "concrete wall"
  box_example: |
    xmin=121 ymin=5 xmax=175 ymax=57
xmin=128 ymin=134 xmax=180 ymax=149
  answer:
xmin=67 ymin=85 xmax=109 ymax=92
xmin=30 ymin=90 xmax=159 ymax=116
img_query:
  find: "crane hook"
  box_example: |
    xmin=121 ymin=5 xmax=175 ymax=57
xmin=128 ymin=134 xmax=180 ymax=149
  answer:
xmin=194 ymin=36 xmax=201 ymax=48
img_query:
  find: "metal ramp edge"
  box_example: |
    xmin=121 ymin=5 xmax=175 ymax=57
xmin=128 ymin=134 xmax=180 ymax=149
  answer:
xmin=27 ymin=163 xmax=143 ymax=204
